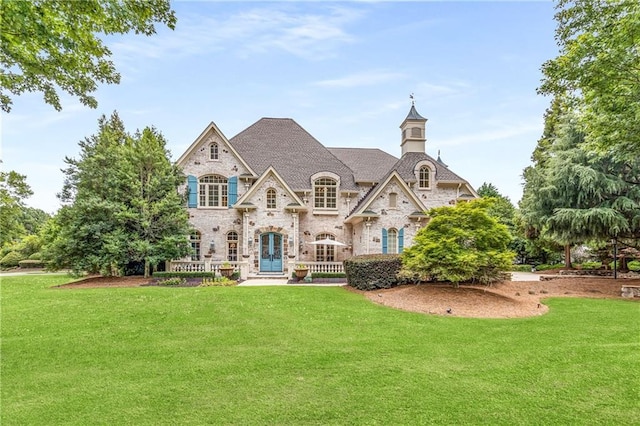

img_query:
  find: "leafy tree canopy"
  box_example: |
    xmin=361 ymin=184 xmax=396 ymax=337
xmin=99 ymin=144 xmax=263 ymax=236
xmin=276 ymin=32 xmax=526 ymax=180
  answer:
xmin=44 ymin=112 xmax=192 ymax=276
xmin=402 ymin=199 xmax=514 ymax=286
xmin=0 ymin=169 xmax=33 ymax=247
xmin=539 ymin=0 xmax=640 ymax=157
xmin=0 ymin=0 xmax=176 ymax=112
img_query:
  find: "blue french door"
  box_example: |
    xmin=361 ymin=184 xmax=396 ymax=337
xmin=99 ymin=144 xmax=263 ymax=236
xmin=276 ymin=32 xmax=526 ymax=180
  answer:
xmin=260 ymin=233 xmax=283 ymax=272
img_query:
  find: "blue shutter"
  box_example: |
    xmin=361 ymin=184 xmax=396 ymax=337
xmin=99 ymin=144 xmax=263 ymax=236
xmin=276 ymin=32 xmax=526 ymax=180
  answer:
xmin=398 ymin=228 xmax=404 ymax=253
xmin=228 ymin=176 xmax=238 ymax=207
xmin=187 ymin=175 xmax=197 ymax=208
xmin=382 ymin=228 xmax=388 ymax=254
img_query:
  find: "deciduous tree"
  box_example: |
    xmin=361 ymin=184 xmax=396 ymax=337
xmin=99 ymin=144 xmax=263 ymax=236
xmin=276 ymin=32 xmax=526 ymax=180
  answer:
xmin=0 ymin=0 xmax=176 ymax=112
xmin=0 ymin=169 xmax=33 ymax=247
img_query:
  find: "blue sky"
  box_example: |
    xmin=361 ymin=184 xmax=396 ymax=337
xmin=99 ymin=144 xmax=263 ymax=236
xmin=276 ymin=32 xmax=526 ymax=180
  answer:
xmin=2 ymin=1 xmax=558 ymax=213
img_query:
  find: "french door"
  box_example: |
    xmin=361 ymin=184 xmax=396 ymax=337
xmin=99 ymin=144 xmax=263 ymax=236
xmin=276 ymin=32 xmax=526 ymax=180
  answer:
xmin=260 ymin=232 xmax=283 ymax=272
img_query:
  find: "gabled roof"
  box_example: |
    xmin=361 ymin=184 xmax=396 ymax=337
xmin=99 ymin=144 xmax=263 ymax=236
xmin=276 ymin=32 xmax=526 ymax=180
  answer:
xmin=234 ymin=166 xmax=307 ymax=211
xmin=346 ymin=171 xmax=426 ymax=223
xmin=229 ymin=118 xmax=358 ymax=192
xmin=394 ymin=152 xmax=468 ymax=183
xmin=175 ymin=121 xmax=255 ymax=175
xmin=327 ymin=147 xmax=398 ymax=183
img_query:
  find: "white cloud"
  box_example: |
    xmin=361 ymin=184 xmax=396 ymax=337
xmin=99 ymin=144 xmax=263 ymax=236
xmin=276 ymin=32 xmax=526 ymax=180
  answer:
xmin=314 ymin=71 xmax=406 ymax=88
xmin=108 ymin=5 xmax=362 ymax=66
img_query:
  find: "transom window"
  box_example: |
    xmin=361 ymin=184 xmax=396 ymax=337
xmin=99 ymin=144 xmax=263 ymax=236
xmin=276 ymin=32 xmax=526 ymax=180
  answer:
xmin=190 ymin=231 xmax=201 ymax=261
xmin=314 ymin=177 xmax=337 ymax=209
xmin=209 ymin=142 xmax=219 ymax=160
xmin=266 ymin=188 xmax=277 ymax=209
xmin=419 ymin=166 xmax=431 ymax=189
xmin=387 ymin=228 xmax=398 ymax=254
xmin=199 ymin=175 xmax=228 ymax=207
xmin=227 ymin=231 xmax=238 ymax=261
xmin=315 ymin=233 xmax=335 ymax=262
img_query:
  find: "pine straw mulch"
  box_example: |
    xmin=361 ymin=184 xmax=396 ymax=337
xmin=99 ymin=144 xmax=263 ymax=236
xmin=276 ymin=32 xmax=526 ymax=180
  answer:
xmin=56 ymin=275 xmax=639 ymax=319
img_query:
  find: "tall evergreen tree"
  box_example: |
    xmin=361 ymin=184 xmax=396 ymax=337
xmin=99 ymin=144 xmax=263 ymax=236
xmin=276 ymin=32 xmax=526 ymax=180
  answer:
xmin=45 ymin=113 xmax=191 ymax=276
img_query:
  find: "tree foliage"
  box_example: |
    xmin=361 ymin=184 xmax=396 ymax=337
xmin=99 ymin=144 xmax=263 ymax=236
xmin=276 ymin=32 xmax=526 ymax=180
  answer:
xmin=402 ymin=199 xmax=514 ymax=286
xmin=539 ymin=0 xmax=640 ymax=157
xmin=0 ymin=169 xmax=33 ymax=247
xmin=0 ymin=0 xmax=176 ymax=112
xmin=43 ymin=112 xmax=192 ymax=276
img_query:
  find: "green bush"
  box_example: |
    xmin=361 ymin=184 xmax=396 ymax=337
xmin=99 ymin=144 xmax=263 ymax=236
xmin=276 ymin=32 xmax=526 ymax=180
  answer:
xmin=152 ymin=271 xmax=214 ymax=279
xmin=200 ymin=277 xmax=237 ymax=287
xmin=157 ymin=277 xmax=187 ymax=286
xmin=627 ymin=260 xmax=640 ymax=272
xmin=344 ymin=254 xmax=402 ymax=291
xmin=0 ymin=251 xmax=24 ymax=268
xmin=18 ymin=259 xmax=45 ymax=269
xmin=510 ymin=264 xmax=533 ymax=272
xmin=534 ymin=263 xmax=564 ymax=271
xmin=580 ymin=261 xmax=602 ymax=270
xmin=28 ymin=252 xmax=42 ymax=260
xmin=311 ymin=272 xmax=346 ymax=279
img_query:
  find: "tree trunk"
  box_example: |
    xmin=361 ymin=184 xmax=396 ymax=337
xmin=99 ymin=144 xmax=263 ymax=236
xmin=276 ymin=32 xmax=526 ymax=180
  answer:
xmin=144 ymin=260 xmax=151 ymax=278
xmin=564 ymin=244 xmax=572 ymax=269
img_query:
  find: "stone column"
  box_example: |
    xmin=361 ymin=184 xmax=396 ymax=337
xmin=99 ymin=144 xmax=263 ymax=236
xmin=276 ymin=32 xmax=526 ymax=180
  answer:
xmin=365 ymin=222 xmax=371 ymax=254
xmin=292 ymin=212 xmax=299 ymax=259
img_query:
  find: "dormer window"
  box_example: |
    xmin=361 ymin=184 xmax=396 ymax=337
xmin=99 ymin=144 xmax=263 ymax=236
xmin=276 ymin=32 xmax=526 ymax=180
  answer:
xmin=419 ymin=165 xmax=431 ymax=189
xmin=209 ymin=142 xmax=219 ymax=160
xmin=314 ymin=177 xmax=337 ymax=209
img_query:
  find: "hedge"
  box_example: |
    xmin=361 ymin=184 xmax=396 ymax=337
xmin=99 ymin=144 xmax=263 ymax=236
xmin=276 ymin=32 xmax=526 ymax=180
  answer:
xmin=0 ymin=251 xmax=24 ymax=268
xmin=18 ymin=259 xmax=45 ymax=269
xmin=344 ymin=254 xmax=402 ymax=291
xmin=311 ymin=272 xmax=346 ymax=279
xmin=153 ymin=271 xmax=215 ymax=279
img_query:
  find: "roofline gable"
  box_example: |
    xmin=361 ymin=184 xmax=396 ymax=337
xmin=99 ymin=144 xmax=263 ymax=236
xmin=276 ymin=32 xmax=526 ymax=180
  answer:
xmin=235 ymin=166 xmax=307 ymax=209
xmin=175 ymin=121 xmax=256 ymax=175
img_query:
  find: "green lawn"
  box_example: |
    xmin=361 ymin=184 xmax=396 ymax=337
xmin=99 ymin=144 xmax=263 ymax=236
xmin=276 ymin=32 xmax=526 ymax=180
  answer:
xmin=2 ymin=275 xmax=638 ymax=425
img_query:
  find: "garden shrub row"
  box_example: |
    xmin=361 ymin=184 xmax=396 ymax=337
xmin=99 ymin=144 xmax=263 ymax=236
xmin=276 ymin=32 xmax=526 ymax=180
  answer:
xmin=153 ymin=271 xmax=215 ymax=279
xmin=344 ymin=254 xmax=403 ymax=291
xmin=18 ymin=259 xmax=45 ymax=269
xmin=311 ymin=272 xmax=346 ymax=279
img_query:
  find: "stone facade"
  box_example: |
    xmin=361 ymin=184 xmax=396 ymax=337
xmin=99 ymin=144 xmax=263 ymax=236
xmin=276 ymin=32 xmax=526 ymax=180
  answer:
xmin=175 ymin=106 xmax=477 ymax=278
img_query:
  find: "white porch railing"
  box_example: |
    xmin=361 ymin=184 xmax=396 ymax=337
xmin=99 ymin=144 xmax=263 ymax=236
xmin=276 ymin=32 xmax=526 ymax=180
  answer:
xmin=302 ymin=262 xmax=344 ymax=274
xmin=168 ymin=261 xmax=241 ymax=274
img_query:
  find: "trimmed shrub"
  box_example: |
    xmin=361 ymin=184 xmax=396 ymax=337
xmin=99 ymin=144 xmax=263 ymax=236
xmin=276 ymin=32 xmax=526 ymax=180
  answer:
xmin=28 ymin=252 xmax=42 ymax=260
xmin=311 ymin=272 xmax=346 ymax=279
xmin=152 ymin=271 xmax=215 ymax=279
xmin=344 ymin=254 xmax=402 ymax=291
xmin=157 ymin=277 xmax=187 ymax=286
xmin=580 ymin=261 xmax=602 ymax=270
xmin=18 ymin=259 xmax=45 ymax=269
xmin=0 ymin=251 xmax=24 ymax=268
xmin=535 ymin=263 xmax=564 ymax=271
xmin=511 ymin=264 xmax=533 ymax=272
xmin=628 ymin=260 xmax=640 ymax=272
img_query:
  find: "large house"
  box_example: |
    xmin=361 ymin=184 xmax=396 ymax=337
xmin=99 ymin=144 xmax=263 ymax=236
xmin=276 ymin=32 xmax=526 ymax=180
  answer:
xmin=172 ymin=104 xmax=477 ymax=279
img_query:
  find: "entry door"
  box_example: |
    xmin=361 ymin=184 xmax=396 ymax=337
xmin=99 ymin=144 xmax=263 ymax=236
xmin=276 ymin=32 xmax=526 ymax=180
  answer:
xmin=260 ymin=233 xmax=283 ymax=272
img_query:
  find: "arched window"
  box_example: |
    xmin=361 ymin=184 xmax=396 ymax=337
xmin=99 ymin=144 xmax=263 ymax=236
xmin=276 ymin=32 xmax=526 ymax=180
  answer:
xmin=314 ymin=177 xmax=337 ymax=209
xmin=266 ymin=188 xmax=277 ymax=209
xmin=387 ymin=228 xmax=398 ymax=254
xmin=227 ymin=231 xmax=238 ymax=261
xmin=209 ymin=142 xmax=219 ymax=160
xmin=199 ymin=175 xmax=228 ymax=207
xmin=389 ymin=192 xmax=397 ymax=209
xmin=419 ymin=166 xmax=431 ymax=189
xmin=315 ymin=233 xmax=336 ymax=262
xmin=190 ymin=231 xmax=201 ymax=261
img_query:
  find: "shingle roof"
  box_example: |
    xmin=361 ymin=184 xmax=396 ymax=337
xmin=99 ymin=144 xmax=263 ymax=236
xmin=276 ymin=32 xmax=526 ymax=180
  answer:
xmin=405 ymin=105 xmax=426 ymax=121
xmin=393 ymin=152 xmax=467 ymax=182
xmin=327 ymin=147 xmax=398 ymax=183
xmin=229 ymin=118 xmax=358 ymax=191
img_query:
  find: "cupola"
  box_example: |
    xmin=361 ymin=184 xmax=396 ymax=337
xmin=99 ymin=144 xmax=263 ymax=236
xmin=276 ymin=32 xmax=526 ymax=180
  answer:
xmin=400 ymin=103 xmax=427 ymax=156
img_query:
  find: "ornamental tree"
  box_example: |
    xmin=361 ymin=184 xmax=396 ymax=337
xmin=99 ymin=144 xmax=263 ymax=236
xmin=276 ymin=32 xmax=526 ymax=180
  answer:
xmin=402 ymin=199 xmax=514 ymax=286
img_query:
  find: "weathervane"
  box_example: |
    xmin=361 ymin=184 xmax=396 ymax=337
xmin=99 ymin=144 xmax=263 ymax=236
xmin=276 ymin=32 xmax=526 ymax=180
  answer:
xmin=409 ymin=93 xmax=415 ymax=106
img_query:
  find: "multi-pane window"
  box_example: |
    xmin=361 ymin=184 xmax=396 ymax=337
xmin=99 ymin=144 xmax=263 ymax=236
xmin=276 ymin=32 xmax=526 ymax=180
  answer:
xmin=199 ymin=175 xmax=228 ymax=207
xmin=227 ymin=231 xmax=238 ymax=261
xmin=389 ymin=192 xmax=397 ymax=208
xmin=314 ymin=178 xmax=337 ymax=209
xmin=266 ymin=188 xmax=277 ymax=209
xmin=387 ymin=228 xmax=398 ymax=254
xmin=210 ymin=143 xmax=219 ymax=160
xmin=315 ymin=233 xmax=335 ymax=262
xmin=419 ymin=166 xmax=431 ymax=189
xmin=190 ymin=231 xmax=201 ymax=261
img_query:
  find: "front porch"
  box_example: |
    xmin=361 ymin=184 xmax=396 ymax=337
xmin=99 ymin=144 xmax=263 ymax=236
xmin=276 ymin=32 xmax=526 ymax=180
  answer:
xmin=166 ymin=260 xmax=344 ymax=280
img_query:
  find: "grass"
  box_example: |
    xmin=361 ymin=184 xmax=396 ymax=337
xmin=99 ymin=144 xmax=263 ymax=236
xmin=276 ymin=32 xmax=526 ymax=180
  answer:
xmin=2 ymin=275 xmax=639 ymax=425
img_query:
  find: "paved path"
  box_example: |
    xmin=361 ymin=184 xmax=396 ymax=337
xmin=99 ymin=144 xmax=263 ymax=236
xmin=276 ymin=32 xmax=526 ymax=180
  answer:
xmin=510 ymin=271 xmax=541 ymax=281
